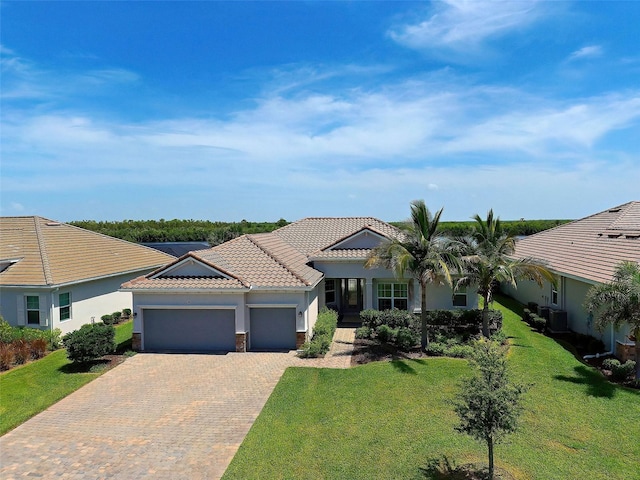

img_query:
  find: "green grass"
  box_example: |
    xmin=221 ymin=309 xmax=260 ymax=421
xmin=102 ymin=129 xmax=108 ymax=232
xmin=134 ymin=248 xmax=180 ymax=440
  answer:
xmin=223 ymin=297 xmax=640 ymax=480
xmin=0 ymin=321 xmax=133 ymax=435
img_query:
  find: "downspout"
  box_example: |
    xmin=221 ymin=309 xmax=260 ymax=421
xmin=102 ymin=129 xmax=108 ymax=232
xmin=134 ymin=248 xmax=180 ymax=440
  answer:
xmin=583 ymin=323 xmax=614 ymax=360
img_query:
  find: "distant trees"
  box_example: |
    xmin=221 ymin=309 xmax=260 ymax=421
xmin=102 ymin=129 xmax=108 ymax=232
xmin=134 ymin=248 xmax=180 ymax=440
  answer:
xmin=70 ymin=219 xmax=288 ymax=243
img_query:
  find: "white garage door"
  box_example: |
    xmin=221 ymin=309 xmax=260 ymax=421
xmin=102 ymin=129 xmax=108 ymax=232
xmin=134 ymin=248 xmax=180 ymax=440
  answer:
xmin=250 ymin=308 xmax=297 ymax=351
xmin=143 ymin=309 xmax=235 ymax=352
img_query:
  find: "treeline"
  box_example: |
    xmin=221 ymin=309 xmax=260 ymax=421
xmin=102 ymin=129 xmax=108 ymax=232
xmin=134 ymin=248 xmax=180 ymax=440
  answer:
xmin=70 ymin=219 xmax=288 ymax=244
xmin=391 ymin=219 xmax=571 ymax=237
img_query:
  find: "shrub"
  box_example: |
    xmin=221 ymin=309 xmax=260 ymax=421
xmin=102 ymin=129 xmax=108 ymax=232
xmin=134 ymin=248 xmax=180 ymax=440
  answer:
xmin=299 ymin=307 xmax=338 ymax=358
xmin=446 ymin=344 xmax=474 ymax=358
xmin=122 ymin=308 xmax=132 ymax=317
xmin=360 ymin=309 xmax=380 ymax=329
xmin=111 ymin=311 xmax=122 ymax=323
xmin=45 ymin=329 xmax=63 ymax=350
xmin=101 ymin=314 xmax=114 ymax=325
xmin=602 ymin=358 xmax=619 ymax=370
xmin=29 ymin=338 xmax=48 ymax=359
xmin=376 ymin=324 xmax=396 ymax=344
xmin=531 ymin=315 xmax=547 ymax=332
xmin=0 ymin=343 xmax=15 ymax=370
xmin=522 ymin=309 xmax=531 ymax=325
xmin=355 ymin=326 xmax=372 ymax=339
xmin=426 ymin=342 xmax=446 ymax=356
xmin=394 ymin=327 xmax=419 ymax=350
xmin=63 ymin=323 xmax=115 ymax=363
xmin=527 ymin=302 xmax=539 ymax=313
xmin=490 ymin=329 xmax=508 ymax=346
xmin=611 ymin=360 xmax=636 ymax=381
xmin=12 ymin=339 xmax=31 ymax=364
xmin=0 ymin=318 xmax=16 ymax=343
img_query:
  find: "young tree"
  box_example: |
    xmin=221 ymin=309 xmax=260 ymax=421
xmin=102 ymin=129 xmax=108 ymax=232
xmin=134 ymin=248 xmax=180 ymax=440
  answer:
xmin=365 ymin=200 xmax=458 ymax=350
xmin=454 ymin=340 xmax=528 ymax=480
xmin=584 ymin=260 xmax=640 ymax=380
xmin=457 ymin=209 xmax=555 ymax=337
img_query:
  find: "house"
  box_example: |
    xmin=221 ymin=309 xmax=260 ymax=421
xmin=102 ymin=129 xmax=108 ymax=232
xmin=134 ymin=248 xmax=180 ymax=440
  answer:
xmin=122 ymin=217 xmax=478 ymax=353
xmin=0 ymin=216 xmax=175 ymax=334
xmin=501 ymin=201 xmax=640 ymax=360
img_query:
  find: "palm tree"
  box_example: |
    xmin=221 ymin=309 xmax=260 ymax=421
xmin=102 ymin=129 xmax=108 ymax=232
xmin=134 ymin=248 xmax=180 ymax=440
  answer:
xmin=457 ymin=209 xmax=555 ymax=338
xmin=584 ymin=261 xmax=640 ymax=380
xmin=365 ymin=200 xmax=458 ymax=350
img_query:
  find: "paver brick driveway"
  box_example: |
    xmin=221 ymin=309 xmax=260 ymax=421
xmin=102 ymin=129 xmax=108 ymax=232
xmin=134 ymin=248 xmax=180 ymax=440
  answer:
xmin=0 ymin=352 xmax=306 ymax=480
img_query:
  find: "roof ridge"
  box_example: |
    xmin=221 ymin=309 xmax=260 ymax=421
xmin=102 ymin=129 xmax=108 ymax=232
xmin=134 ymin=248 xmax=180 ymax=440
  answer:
xmin=33 ymin=217 xmax=54 ymax=285
xmin=246 ymin=233 xmax=311 ymax=286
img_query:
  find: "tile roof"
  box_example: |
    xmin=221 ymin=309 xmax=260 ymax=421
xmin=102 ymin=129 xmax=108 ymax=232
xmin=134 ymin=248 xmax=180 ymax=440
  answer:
xmin=124 ymin=217 xmax=400 ymax=291
xmin=512 ymin=201 xmax=640 ymax=284
xmin=0 ymin=217 xmax=176 ymax=287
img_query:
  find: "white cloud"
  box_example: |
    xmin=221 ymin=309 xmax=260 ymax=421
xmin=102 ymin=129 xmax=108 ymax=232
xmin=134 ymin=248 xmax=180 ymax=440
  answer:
xmin=388 ymin=0 xmax=548 ymax=60
xmin=568 ymin=45 xmax=604 ymax=61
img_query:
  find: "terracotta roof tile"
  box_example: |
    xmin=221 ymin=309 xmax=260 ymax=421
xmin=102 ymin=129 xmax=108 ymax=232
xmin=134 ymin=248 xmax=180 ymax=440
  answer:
xmin=512 ymin=201 xmax=640 ymax=284
xmin=1 ymin=217 xmax=175 ymax=286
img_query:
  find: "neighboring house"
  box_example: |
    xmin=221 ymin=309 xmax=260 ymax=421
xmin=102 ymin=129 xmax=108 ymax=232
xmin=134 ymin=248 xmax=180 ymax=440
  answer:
xmin=0 ymin=217 xmax=175 ymax=335
xmin=502 ymin=201 xmax=640 ymax=360
xmin=122 ymin=217 xmax=478 ymax=353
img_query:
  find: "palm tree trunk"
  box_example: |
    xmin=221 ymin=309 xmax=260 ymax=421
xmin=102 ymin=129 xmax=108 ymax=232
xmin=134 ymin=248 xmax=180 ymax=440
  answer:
xmin=421 ymin=280 xmax=429 ymax=350
xmin=482 ymin=293 xmax=491 ymax=338
xmin=634 ymin=326 xmax=640 ymax=381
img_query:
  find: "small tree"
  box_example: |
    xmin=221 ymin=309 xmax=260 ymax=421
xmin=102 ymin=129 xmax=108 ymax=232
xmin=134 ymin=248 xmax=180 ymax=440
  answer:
xmin=454 ymin=340 xmax=528 ymax=480
xmin=63 ymin=323 xmax=115 ymax=363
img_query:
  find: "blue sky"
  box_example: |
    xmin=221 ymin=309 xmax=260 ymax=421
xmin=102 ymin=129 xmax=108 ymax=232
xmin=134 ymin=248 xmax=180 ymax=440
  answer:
xmin=1 ymin=1 xmax=639 ymax=222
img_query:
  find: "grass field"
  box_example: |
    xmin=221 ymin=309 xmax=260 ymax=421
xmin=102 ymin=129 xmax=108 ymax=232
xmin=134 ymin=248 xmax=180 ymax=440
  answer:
xmin=223 ymin=297 xmax=640 ymax=480
xmin=0 ymin=320 xmax=133 ymax=435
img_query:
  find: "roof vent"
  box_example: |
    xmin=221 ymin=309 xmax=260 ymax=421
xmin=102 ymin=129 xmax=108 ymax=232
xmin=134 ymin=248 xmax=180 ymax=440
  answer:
xmin=608 ymin=208 xmax=621 ymax=213
xmin=46 ymin=222 xmax=61 ymax=226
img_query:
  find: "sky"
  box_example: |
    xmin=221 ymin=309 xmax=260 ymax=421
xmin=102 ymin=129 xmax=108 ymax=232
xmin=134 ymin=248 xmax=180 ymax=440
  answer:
xmin=1 ymin=1 xmax=639 ymax=223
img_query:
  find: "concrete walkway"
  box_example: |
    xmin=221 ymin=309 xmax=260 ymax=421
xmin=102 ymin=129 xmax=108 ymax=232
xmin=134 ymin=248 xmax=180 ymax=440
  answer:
xmin=0 ymin=328 xmax=357 ymax=480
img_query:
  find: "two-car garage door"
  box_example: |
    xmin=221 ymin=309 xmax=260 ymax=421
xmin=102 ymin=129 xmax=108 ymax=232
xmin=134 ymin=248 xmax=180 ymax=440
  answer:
xmin=142 ymin=307 xmax=297 ymax=352
xmin=143 ymin=309 xmax=235 ymax=352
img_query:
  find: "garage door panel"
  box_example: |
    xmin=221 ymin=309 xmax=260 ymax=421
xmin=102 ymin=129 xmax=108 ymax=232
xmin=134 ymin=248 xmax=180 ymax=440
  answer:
xmin=144 ymin=309 xmax=235 ymax=352
xmin=250 ymin=308 xmax=296 ymax=351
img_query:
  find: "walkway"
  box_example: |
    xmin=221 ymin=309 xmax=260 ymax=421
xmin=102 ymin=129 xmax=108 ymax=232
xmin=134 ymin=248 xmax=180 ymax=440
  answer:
xmin=0 ymin=328 xmax=357 ymax=480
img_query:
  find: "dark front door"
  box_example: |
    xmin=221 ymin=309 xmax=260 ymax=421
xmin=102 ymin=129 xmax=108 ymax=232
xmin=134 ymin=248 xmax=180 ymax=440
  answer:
xmin=342 ymin=278 xmax=363 ymax=314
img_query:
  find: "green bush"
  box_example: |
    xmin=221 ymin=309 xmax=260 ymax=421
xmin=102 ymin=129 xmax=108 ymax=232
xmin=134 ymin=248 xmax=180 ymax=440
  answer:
xmin=426 ymin=342 xmax=447 ymax=356
xmin=63 ymin=323 xmax=115 ymax=363
xmin=395 ymin=327 xmax=419 ymax=350
xmin=490 ymin=329 xmax=508 ymax=346
xmin=531 ymin=315 xmax=547 ymax=332
xmin=111 ymin=311 xmax=122 ymax=323
xmin=122 ymin=308 xmax=132 ymax=317
xmin=101 ymin=314 xmax=114 ymax=325
xmin=376 ymin=324 xmax=396 ymax=344
xmin=604 ymin=359 xmax=637 ymax=381
xmin=355 ymin=326 xmax=372 ymax=339
xmin=446 ymin=344 xmax=474 ymax=358
xmin=522 ymin=309 xmax=532 ymax=325
xmin=359 ymin=309 xmax=380 ymax=328
xmin=299 ymin=307 xmax=338 ymax=358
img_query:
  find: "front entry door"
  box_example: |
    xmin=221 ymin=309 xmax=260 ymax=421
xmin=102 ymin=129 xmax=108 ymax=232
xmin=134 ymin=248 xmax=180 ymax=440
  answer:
xmin=342 ymin=278 xmax=363 ymax=314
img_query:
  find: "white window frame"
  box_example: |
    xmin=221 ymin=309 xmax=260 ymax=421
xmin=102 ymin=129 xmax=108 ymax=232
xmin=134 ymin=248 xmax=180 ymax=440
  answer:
xmin=26 ymin=295 xmax=41 ymax=326
xmin=377 ymin=282 xmax=408 ymax=310
xmin=59 ymin=292 xmax=71 ymax=321
xmin=551 ymin=285 xmax=558 ymax=306
xmin=325 ymin=279 xmax=336 ymax=305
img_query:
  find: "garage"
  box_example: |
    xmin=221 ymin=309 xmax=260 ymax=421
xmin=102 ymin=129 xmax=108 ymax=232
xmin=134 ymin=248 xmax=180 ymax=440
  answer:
xmin=249 ymin=307 xmax=297 ymax=351
xmin=143 ymin=308 xmax=235 ymax=352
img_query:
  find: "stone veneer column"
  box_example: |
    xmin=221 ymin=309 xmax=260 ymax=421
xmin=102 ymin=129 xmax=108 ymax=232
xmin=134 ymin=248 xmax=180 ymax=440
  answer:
xmin=296 ymin=331 xmax=307 ymax=349
xmin=235 ymin=333 xmax=247 ymax=352
xmin=132 ymin=333 xmax=141 ymax=351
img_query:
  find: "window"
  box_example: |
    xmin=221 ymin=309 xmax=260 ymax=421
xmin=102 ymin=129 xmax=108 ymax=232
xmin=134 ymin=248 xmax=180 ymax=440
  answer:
xmin=26 ymin=296 xmax=40 ymax=325
xmin=377 ymin=282 xmax=408 ymax=310
xmin=325 ymin=279 xmax=336 ymax=304
xmin=59 ymin=292 xmax=71 ymax=321
xmin=551 ymin=286 xmax=558 ymax=306
xmin=453 ymin=286 xmax=467 ymax=307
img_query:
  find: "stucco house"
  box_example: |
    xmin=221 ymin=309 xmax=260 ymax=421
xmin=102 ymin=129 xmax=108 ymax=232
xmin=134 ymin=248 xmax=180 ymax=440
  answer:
xmin=502 ymin=201 xmax=639 ymax=360
xmin=0 ymin=216 xmax=175 ymax=334
xmin=122 ymin=217 xmax=478 ymax=353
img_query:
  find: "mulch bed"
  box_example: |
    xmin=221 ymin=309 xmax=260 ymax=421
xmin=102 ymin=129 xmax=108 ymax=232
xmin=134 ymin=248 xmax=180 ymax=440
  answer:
xmin=351 ymin=338 xmax=428 ymax=366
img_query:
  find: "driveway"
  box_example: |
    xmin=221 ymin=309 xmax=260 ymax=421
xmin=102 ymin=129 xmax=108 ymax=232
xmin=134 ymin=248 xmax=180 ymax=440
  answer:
xmin=0 ymin=352 xmax=305 ymax=480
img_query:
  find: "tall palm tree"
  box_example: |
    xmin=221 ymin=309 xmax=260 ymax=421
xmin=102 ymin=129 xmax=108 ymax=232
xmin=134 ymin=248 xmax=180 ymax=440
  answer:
xmin=365 ymin=200 xmax=458 ymax=350
xmin=457 ymin=209 xmax=555 ymax=338
xmin=584 ymin=261 xmax=640 ymax=380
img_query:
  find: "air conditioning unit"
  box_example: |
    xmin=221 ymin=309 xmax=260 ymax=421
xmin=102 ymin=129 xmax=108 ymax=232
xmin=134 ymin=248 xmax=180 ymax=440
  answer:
xmin=548 ymin=309 xmax=568 ymax=332
xmin=537 ymin=306 xmax=550 ymax=320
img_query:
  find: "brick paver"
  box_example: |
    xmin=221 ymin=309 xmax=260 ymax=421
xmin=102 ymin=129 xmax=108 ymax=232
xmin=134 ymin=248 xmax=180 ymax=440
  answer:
xmin=0 ymin=329 xmax=356 ymax=480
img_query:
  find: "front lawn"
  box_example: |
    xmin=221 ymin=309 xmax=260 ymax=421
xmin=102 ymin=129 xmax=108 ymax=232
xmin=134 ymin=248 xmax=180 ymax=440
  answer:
xmin=223 ymin=296 xmax=640 ymax=480
xmin=0 ymin=320 xmax=133 ymax=435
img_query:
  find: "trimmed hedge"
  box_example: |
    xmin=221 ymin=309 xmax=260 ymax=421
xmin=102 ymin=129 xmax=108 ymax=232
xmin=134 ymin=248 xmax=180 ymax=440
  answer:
xmin=299 ymin=307 xmax=338 ymax=358
xmin=63 ymin=323 xmax=115 ymax=363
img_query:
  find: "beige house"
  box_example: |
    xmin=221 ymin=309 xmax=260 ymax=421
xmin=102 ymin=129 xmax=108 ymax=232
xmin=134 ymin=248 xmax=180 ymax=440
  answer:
xmin=502 ymin=201 xmax=640 ymax=360
xmin=0 ymin=217 xmax=174 ymax=334
xmin=123 ymin=217 xmax=478 ymax=353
